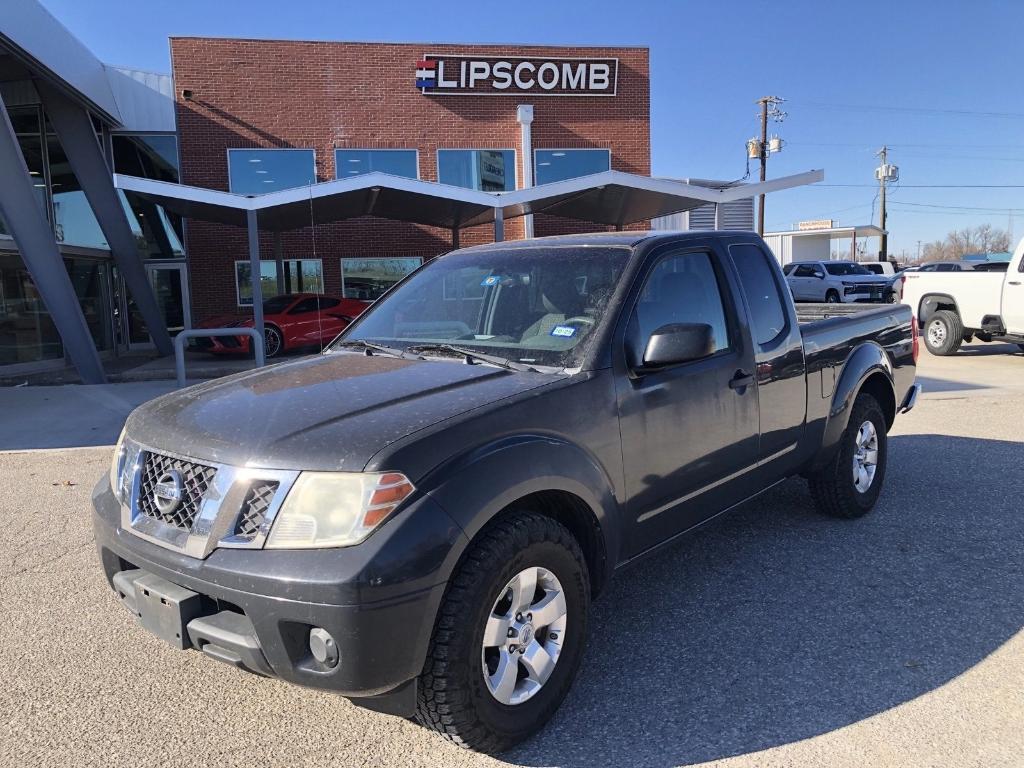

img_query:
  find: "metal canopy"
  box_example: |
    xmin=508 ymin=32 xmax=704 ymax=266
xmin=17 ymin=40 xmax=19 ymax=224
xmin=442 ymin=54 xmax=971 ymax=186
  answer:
xmin=500 ymin=169 xmax=825 ymax=227
xmin=115 ymin=168 xmax=825 ymax=232
xmin=766 ymin=224 xmax=885 ymax=239
xmin=114 ymin=172 xmax=497 ymax=231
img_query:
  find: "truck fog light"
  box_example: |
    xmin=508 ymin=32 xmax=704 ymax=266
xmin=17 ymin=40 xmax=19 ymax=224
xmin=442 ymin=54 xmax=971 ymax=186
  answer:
xmin=309 ymin=627 xmax=339 ymax=668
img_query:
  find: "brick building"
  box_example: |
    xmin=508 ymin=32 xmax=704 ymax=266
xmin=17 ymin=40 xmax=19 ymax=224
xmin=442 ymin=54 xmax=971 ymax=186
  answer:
xmin=169 ymin=39 xmax=650 ymax=321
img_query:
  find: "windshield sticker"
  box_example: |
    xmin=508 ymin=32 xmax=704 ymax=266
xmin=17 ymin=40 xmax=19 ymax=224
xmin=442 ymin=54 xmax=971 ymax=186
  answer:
xmin=550 ymin=325 xmax=577 ymax=338
xmin=480 ymin=275 xmax=500 ymax=287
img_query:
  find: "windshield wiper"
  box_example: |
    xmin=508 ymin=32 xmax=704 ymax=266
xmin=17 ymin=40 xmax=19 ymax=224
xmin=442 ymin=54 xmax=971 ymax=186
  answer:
xmin=407 ymin=343 xmax=537 ymax=372
xmin=332 ymin=339 xmax=417 ymax=359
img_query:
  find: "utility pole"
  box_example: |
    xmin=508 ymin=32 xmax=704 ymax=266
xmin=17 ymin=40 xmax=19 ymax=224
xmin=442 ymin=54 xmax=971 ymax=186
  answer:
xmin=875 ymin=146 xmax=898 ymax=261
xmin=916 ymin=240 xmax=922 ymax=262
xmin=749 ymin=96 xmax=786 ymax=235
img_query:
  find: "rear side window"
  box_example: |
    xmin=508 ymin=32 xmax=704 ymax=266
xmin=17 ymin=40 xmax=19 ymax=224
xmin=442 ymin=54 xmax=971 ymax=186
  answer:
xmin=793 ymin=265 xmax=817 ymax=277
xmin=729 ymin=244 xmax=788 ymax=346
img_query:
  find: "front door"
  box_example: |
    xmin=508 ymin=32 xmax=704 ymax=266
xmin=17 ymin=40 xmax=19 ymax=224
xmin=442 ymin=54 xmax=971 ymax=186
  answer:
xmin=615 ymin=245 xmax=760 ymax=556
xmin=123 ymin=263 xmax=191 ymax=351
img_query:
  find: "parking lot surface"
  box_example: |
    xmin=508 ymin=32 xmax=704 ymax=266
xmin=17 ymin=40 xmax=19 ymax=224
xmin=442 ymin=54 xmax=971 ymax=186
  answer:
xmin=1 ymin=345 xmax=1022 ymax=768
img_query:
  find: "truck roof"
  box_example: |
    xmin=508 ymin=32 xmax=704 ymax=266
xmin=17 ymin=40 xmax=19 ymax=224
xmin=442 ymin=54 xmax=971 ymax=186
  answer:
xmin=453 ymin=230 xmax=761 ymax=253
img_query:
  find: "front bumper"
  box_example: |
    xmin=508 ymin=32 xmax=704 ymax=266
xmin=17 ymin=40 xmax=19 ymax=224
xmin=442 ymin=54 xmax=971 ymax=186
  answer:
xmin=191 ymin=332 xmax=251 ymax=355
xmin=92 ymin=479 xmax=464 ymax=714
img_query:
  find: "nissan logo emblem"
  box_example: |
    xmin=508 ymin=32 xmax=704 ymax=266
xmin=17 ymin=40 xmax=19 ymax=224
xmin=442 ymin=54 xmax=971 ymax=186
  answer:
xmin=153 ymin=469 xmax=184 ymax=515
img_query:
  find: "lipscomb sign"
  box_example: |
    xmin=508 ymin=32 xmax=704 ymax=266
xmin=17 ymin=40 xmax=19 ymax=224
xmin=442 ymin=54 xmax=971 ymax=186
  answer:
xmin=415 ymin=55 xmax=618 ymax=96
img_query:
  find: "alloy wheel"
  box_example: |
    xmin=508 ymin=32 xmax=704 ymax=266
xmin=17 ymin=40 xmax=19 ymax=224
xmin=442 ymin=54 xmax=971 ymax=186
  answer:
xmin=481 ymin=566 xmax=567 ymax=706
xmin=264 ymin=327 xmax=282 ymax=357
xmin=852 ymin=419 xmax=879 ymax=493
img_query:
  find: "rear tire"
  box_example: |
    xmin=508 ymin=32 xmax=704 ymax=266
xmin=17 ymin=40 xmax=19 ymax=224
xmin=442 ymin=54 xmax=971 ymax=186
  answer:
xmin=825 ymin=289 xmax=840 ymax=304
xmin=923 ymin=310 xmax=963 ymax=356
xmin=415 ymin=512 xmax=590 ymax=754
xmin=807 ymin=393 xmax=888 ymax=519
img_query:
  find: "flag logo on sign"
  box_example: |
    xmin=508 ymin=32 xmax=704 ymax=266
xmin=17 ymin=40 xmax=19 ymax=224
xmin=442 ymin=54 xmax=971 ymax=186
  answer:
xmin=415 ymin=60 xmax=436 ymax=89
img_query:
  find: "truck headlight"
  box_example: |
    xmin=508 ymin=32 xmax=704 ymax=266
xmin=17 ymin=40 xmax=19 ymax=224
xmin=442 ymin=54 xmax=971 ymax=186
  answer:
xmin=265 ymin=471 xmax=415 ymax=549
xmin=109 ymin=427 xmax=127 ymax=501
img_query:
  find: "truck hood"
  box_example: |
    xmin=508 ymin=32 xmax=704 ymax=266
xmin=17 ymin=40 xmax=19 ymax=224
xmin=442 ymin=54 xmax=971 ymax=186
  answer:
xmin=125 ymin=351 xmax=559 ymax=472
xmin=837 ymin=275 xmax=889 ymax=285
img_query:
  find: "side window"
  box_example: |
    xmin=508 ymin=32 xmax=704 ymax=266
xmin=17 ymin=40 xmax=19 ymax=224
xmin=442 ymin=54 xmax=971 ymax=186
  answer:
xmin=729 ymin=244 xmax=788 ymax=346
xmin=288 ymin=297 xmax=320 ymax=314
xmin=634 ymin=251 xmax=731 ymax=354
xmin=319 ymin=297 xmax=341 ymax=309
xmin=794 ymin=265 xmax=815 ymax=277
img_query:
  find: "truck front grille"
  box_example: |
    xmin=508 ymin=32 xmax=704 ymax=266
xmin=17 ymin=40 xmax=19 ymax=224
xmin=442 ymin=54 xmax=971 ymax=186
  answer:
xmin=234 ymin=481 xmax=279 ymax=540
xmin=137 ymin=452 xmax=217 ymax=531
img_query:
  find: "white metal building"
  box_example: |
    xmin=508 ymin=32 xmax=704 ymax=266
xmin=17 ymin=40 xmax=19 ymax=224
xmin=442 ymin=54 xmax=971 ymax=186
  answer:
xmin=650 ymin=179 xmax=754 ymax=231
xmin=763 ymin=224 xmax=885 ymax=266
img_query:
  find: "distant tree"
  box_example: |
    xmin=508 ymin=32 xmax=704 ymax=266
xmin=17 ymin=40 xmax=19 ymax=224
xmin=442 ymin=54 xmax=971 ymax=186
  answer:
xmin=920 ymin=224 xmax=1011 ymax=262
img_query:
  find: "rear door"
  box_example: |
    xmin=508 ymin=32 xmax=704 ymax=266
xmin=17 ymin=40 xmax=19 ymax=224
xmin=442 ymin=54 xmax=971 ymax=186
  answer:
xmin=615 ymin=242 xmax=759 ymax=555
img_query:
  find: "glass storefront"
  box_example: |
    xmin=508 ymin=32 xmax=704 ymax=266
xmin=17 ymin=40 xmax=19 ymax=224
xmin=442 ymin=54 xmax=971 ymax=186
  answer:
xmin=47 ymin=137 xmax=108 ymax=249
xmin=0 ymin=250 xmax=63 ymax=365
xmin=64 ymin=257 xmax=113 ymax=352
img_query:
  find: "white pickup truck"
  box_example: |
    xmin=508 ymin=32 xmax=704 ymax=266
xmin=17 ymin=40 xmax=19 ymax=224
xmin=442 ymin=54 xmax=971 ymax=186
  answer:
xmin=901 ymin=242 xmax=1024 ymax=355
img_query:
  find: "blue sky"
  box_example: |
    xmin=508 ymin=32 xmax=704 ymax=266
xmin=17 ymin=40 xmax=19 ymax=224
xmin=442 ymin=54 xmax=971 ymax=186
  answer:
xmin=41 ymin=0 xmax=1024 ymax=258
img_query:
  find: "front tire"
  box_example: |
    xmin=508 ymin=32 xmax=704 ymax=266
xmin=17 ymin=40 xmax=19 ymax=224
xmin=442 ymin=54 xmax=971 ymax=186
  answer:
xmin=825 ymin=289 xmax=841 ymax=304
xmin=263 ymin=326 xmax=284 ymax=358
xmin=807 ymin=393 xmax=888 ymax=519
xmin=415 ymin=512 xmax=590 ymax=753
xmin=923 ymin=310 xmax=963 ymax=356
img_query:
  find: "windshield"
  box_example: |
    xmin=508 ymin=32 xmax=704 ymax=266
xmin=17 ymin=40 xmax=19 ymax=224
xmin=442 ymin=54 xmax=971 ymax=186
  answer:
xmin=825 ymin=262 xmax=872 ymax=276
xmin=263 ymin=295 xmax=296 ymax=314
xmin=332 ymin=245 xmax=632 ymax=368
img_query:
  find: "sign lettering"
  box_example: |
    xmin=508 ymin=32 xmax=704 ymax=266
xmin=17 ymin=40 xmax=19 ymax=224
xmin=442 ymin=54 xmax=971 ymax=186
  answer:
xmin=416 ymin=55 xmax=618 ymax=96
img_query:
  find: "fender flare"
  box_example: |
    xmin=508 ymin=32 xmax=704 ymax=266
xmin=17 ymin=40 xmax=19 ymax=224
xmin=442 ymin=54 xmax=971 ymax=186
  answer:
xmin=418 ymin=434 xmax=622 ymax=594
xmin=812 ymin=343 xmax=896 ymax=471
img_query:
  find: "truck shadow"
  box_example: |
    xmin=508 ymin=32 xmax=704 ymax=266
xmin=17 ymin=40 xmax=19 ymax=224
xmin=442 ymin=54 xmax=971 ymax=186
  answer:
xmin=507 ymin=434 xmax=1023 ymax=767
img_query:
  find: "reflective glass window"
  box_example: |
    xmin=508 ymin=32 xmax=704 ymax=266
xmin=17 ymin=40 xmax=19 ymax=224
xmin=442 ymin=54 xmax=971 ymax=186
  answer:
xmin=534 ymin=149 xmax=610 ymax=185
xmin=228 ymin=149 xmax=316 ymax=194
xmin=0 ymin=251 xmax=62 ymax=364
xmin=112 ymin=134 xmax=184 ymax=258
xmin=340 ymin=257 xmax=421 ymax=301
xmin=437 ymin=150 xmax=515 ymax=191
xmin=335 ymin=149 xmax=418 ymax=179
xmin=235 ymin=259 xmax=323 ymax=306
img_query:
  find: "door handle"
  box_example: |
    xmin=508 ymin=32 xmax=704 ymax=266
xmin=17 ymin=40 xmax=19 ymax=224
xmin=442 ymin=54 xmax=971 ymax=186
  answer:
xmin=729 ymin=370 xmax=755 ymax=390
xmin=1009 ymin=281 xmax=1022 ymax=286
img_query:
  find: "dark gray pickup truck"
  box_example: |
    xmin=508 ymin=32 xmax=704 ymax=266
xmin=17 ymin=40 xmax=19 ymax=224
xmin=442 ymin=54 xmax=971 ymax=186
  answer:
xmin=93 ymin=231 xmax=920 ymax=753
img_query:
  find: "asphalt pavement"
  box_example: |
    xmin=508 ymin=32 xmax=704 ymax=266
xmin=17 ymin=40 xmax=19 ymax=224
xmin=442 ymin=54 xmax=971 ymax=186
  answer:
xmin=1 ymin=344 xmax=1022 ymax=767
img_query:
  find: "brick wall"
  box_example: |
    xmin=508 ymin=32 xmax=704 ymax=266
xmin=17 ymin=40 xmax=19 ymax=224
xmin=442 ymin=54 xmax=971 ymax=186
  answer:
xmin=170 ymin=38 xmax=650 ymax=321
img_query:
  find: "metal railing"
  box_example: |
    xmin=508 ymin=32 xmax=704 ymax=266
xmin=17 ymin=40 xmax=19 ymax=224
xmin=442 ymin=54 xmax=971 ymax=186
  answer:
xmin=173 ymin=328 xmax=265 ymax=387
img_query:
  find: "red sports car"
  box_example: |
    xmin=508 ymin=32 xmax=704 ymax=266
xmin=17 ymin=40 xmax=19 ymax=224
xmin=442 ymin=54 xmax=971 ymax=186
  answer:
xmin=195 ymin=293 xmax=369 ymax=358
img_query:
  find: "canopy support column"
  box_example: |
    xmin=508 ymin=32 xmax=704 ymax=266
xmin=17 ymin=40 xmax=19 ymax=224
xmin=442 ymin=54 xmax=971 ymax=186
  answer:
xmin=274 ymin=232 xmax=286 ymax=294
xmin=451 ymin=227 xmax=460 ymax=250
xmin=493 ymin=207 xmax=504 ymax=242
xmin=247 ymin=210 xmax=264 ymax=358
xmin=38 ymin=80 xmax=173 ymax=358
xmin=714 ymin=202 xmax=723 ymax=230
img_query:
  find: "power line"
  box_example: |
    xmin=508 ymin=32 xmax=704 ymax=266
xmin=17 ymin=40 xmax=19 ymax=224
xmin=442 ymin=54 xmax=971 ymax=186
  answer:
xmin=890 ymin=201 xmax=1024 ymax=212
xmin=817 ymin=183 xmax=1024 ymax=188
xmin=791 ymin=101 xmax=1024 ymax=120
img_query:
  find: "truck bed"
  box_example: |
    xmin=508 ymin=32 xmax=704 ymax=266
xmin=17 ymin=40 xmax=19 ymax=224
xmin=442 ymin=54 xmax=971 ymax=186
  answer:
xmin=795 ymin=302 xmax=896 ymax=324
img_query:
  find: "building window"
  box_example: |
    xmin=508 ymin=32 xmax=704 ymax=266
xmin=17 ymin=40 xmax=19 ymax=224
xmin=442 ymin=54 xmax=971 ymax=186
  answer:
xmin=437 ymin=150 xmax=515 ymax=191
xmin=112 ymin=134 xmax=184 ymax=258
xmin=335 ymin=149 xmax=418 ymax=179
xmin=235 ymin=259 xmax=323 ymax=306
xmin=227 ymin=149 xmax=316 ymax=194
xmin=48 ymin=135 xmax=108 ymax=249
xmin=534 ymin=149 xmax=610 ymax=185
xmin=340 ymin=257 xmax=421 ymax=301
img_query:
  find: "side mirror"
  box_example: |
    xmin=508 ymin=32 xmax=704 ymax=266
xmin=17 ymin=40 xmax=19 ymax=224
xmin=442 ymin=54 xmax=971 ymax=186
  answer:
xmin=640 ymin=323 xmax=715 ymax=370
xmin=814 ymin=271 xmax=825 ymax=279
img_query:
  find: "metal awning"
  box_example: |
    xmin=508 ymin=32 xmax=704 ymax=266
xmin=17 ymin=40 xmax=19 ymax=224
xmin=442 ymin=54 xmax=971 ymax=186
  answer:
xmin=500 ymin=169 xmax=824 ymax=228
xmin=114 ymin=172 xmax=498 ymax=230
xmin=766 ymin=224 xmax=885 ymax=239
xmin=115 ymin=168 xmax=826 ymax=232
